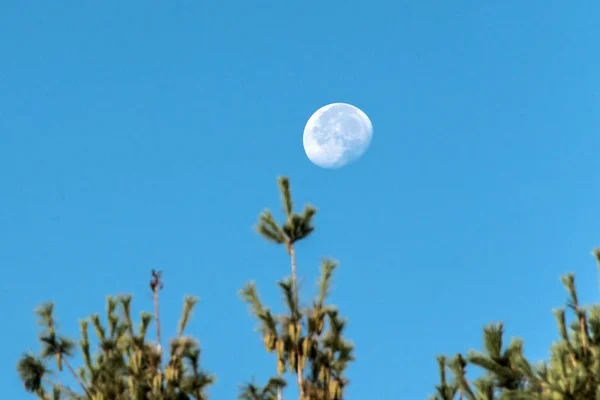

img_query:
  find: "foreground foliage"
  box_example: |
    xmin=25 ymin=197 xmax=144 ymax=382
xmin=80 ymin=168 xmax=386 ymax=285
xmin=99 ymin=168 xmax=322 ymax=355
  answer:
xmin=239 ymin=177 xmax=355 ymax=400
xmin=18 ymin=177 xmax=354 ymax=400
xmin=17 ymin=288 xmax=214 ymax=400
xmin=431 ymin=249 xmax=600 ymax=400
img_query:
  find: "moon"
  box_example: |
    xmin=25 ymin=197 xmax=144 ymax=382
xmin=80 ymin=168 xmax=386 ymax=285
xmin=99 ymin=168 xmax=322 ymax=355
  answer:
xmin=303 ymin=103 xmax=373 ymax=168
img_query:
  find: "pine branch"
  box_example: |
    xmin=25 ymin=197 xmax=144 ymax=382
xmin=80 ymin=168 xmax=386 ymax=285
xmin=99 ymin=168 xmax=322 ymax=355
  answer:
xmin=119 ymin=295 xmax=135 ymax=337
xmin=317 ymin=259 xmax=337 ymax=307
xmin=482 ymin=323 xmax=504 ymax=359
xmin=467 ymin=351 xmax=513 ymax=378
xmin=277 ymin=176 xmax=293 ymax=219
xmin=300 ymin=205 xmax=317 ymax=230
xmin=256 ymin=210 xmax=286 ymax=245
xmin=150 ymin=269 xmax=164 ymax=359
xmin=106 ymin=296 xmax=118 ymax=339
xmin=22 ymin=289 xmax=213 ymax=399
xmin=179 ymin=296 xmax=199 ymax=337
xmin=138 ymin=311 xmax=153 ymax=343
xmin=553 ymin=308 xmax=578 ymax=366
xmin=62 ymin=358 xmax=90 ymax=398
xmin=18 ymin=353 xmax=49 ymax=393
xmin=448 ymin=354 xmax=476 ymax=400
xmin=561 ymin=274 xmax=590 ymax=354
xmin=432 ymin=355 xmax=459 ymax=400
xmin=278 ymin=279 xmax=299 ymax=320
xmin=78 ymin=321 xmax=93 ymax=374
xmin=288 ymin=244 xmax=305 ymax=397
xmin=246 ymin=177 xmax=352 ymax=400
xmin=472 ymin=378 xmax=494 ymax=400
xmin=35 ymin=302 xmax=56 ymax=334
xmin=240 ymin=282 xmax=266 ymax=318
xmin=90 ymin=314 xmax=106 ymax=343
xmin=42 ymin=376 xmax=82 ymax=399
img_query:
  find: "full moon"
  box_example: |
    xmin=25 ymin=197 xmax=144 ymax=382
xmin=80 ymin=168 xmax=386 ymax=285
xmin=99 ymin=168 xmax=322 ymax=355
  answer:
xmin=303 ymin=103 xmax=373 ymax=168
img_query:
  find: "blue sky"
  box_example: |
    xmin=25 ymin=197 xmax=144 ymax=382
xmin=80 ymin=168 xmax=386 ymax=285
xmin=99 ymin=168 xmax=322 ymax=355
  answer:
xmin=1 ymin=1 xmax=599 ymax=398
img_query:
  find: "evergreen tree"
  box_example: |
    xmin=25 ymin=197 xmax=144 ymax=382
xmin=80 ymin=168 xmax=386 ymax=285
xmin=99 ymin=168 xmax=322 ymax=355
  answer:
xmin=17 ymin=271 xmax=214 ymax=400
xmin=431 ymin=249 xmax=600 ymax=400
xmin=17 ymin=176 xmax=355 ymax=400
xmin=239 ymin=177 xmax=355 ymax=400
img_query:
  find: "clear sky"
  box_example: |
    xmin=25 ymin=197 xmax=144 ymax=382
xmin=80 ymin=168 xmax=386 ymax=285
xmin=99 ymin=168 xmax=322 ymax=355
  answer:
xmin=1 ymin=1 xmax=599 ymax=399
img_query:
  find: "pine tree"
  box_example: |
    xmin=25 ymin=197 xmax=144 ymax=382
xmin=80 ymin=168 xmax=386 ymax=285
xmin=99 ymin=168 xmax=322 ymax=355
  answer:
xmin=17 ymin=271 xmax=215 ymax=400
xmin=431 ymin=248 xmax=600 ymax=400
xmin=18 ymin=176 xmax=356 ymax=400
xmin=239 ymin=177 xmax=355 ymax=400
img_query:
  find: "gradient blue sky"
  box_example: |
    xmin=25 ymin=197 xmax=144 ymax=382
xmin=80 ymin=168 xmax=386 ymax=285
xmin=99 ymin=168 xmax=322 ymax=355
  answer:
xmin=1 ymin=1 xmax=599 ymax=399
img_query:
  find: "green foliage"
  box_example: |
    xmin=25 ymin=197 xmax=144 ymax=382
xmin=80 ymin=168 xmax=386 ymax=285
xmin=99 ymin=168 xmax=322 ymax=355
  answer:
xmin=255 ymin=176 xmax=317 ymax=252
xmin=18 ymin=176 xmax=354 ymax=400
xmin=241 ymin=177 xmax=355 ymax=400
xmin=238 ymin=377 xmax=287 ymax=400
xmin=240 ymin=260 xmax=355 ymax=400
xmin=18 ymin=294 xmax=214 ymax=400
xmin=431 ymin=249 xmax=600 ymax=400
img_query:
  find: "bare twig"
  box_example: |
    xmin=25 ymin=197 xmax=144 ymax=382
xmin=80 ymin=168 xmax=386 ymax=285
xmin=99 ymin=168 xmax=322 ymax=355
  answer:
xmin=150 ymin=269 xmax=164 ymax=363
xmin=62 ymin=358 xmax=91 ymax=398
xmin=289 ymin=245 xmax=304 ymax=399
